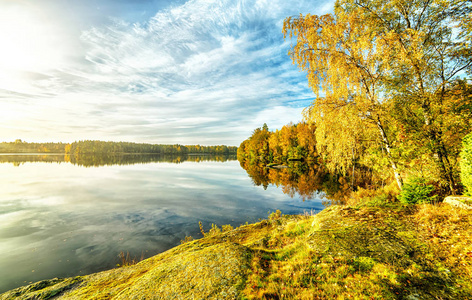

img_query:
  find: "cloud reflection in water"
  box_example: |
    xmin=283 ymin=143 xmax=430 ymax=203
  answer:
xmin=0 ymin=158 xmax=324 ymax=292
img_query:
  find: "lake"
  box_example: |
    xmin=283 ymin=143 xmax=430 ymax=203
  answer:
xmin=0 ymin=154 xmax=326 ymax=293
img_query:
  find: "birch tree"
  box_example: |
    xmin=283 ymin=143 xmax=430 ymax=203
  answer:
xmin=347 ymin=0 xmax=471 ymax=192
xmin=284 ymin=0 xmax=472 ymax=192
xmin=283 ymin=5 xmax=404 ymax=189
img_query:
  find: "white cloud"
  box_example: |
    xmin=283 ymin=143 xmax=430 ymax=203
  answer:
xmin=0 ymin=0 xmax=333 ymax=145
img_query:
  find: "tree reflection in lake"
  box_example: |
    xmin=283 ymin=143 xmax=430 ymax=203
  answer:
xmin=66 ymin=154 xmax=237 ymax=167
xmin=0 ymin=154 xmax=236 ymax=167
xmin=239 ymin=160 xmax=377 ymax=204
xmin=0 ymin=154 xmax=65 ymax=166
xmin=0 ymin=156 xmax=325 ymax=293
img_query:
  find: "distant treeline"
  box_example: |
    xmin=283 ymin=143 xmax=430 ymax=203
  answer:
xmin=66 ymin=141 xmax=237 ymax=155
xmin=237 ymin=123 xmax=317 ymax=163
xmin=0 ymin=140 xmax=237 ymax=155
xmin=0 ymin=140 xmax=67 ymax=153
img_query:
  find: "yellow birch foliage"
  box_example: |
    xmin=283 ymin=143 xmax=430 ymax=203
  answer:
xmin=283 ymin=0 xmax=472 ymax=191
xmin=283 ymin=6 xmax=400 ymax=180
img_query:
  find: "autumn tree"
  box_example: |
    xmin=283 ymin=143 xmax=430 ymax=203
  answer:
xmin=237 ymin=123 xmax=317 ymax=163
xmin=349 ymin=0 xmax=471 ymax=193
xmin=283 ymin=3 xmax=404 ymax=189
xmin=237 ymin=125 xmax=271 ymax=161
xmin=284 ymin=0 xmax=472 ymax=192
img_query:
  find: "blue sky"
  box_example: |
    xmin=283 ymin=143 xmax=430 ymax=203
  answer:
xmin=0 ymin=0 xmax=334 ymax=146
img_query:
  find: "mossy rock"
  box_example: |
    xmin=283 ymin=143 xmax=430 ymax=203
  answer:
xmin=1 ymin=242 xmax=251 ymax=300
xmin=0 ymin=277 xmax=82 ymax=300
xmin=444 ymin=196 xmax=472 ymax=210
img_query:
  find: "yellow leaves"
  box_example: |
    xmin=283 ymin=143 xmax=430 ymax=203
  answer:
xmin=305 ymin=96 xmax=373 ymax=174
xmin=284 ymin=6 xmax=389 ymax=106
xmin=284 ymin=0 xmax=471 ymax=189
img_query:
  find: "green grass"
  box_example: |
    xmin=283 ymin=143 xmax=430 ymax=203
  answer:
xmin=2 ymin=203 xmax=471 ymax=299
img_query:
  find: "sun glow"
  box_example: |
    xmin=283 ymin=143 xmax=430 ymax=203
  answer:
xmin=0 ymin=7 xmax=65 ymax=72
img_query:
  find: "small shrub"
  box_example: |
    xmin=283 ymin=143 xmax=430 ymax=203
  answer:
xmin=199 ymin=221 xmax=205 ymax=236
xmin=397 ymin=178 xmax=437 ymax=204
xmin=460 ymin=132 xmax=472 ymax=196
xmin=222 ymin=224 xmax=234 ymax=232
xmin=348 ymin=182 xmax=399 ymax=207
xmin=117 ymin=251 xmax=143 ymax=267
xmin=269 ymin=210 xmax=282 ymax=220
xmin=197 ymin=223 xmax=232 ymax=238
xmin=208 ymin=223 xmax=221 ymax=236
xmin=180 ymin=236 xmax=194 ymax=244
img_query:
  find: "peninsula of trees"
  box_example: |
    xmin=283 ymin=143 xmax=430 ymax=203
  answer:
xmin=239 ymin=0 xmax=472 ymax=199
xmin=237 ymin=123 xmax=317 ymax=163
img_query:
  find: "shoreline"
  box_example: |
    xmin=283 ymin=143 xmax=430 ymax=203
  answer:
xmin=2 ymin=202 xmax=471 ymax=299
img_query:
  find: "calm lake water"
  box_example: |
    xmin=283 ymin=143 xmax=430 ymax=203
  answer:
xmin=0 ymin=154 xmax=325 ymax=293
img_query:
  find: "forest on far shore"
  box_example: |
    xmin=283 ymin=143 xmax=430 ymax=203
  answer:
xmin=0 ymin=140 xmax=237 ymax=155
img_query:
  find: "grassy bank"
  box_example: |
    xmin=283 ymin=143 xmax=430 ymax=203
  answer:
xmin=1 ymin=203 xmax=471 ymax=299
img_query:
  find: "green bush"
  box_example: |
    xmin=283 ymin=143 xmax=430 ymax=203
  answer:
xmin=397 ymin=178 xmax=437 ymax=204
xmin=460 ymin=133 xmax=472 ymax=196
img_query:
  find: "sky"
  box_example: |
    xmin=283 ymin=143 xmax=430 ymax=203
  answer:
xmin=0 ymin=0 xmax=334 ymax=146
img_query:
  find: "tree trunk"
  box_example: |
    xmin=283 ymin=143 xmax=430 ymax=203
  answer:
xmin=430 ymin=131 xmax=456 ymax=194
xmin=436 ymin=142 xmax=456 ymax=193
xmin=376 ymin=117 xmax=403 ymax=190
xmin=423 ymin=106 xmax=456 ymax=193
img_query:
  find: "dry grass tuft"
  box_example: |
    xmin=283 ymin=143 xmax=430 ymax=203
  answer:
xmin=117 ymin=251 xmax=144 ymax=267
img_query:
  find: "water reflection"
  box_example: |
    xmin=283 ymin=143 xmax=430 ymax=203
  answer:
xmin=0 ymin=155 xmax=324 ymax=292
xmin=0 ymin=153 xmax=236 ymax=167
xmin=239 ymin=160 xmax=354 ymax=203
